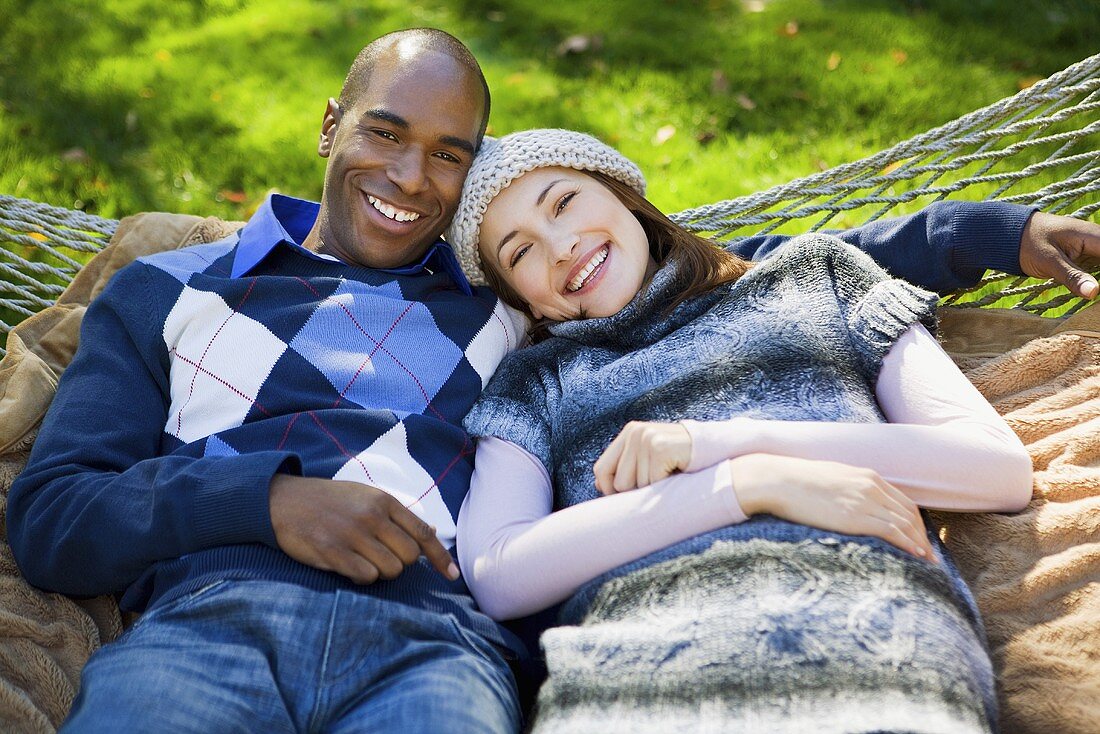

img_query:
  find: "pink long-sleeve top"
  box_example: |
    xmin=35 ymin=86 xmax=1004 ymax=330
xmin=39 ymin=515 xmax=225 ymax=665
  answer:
xmin=457 ymin=323 xmax=1032 ymax=620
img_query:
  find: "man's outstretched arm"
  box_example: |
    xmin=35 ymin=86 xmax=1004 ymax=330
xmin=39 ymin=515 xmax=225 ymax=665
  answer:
xmin=728 ymin=201 xmax=1100 ymax=298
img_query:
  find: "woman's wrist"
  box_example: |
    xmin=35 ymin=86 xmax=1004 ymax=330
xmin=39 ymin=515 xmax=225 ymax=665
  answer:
xmin=726 ymin=454 xmax=771 ymax=517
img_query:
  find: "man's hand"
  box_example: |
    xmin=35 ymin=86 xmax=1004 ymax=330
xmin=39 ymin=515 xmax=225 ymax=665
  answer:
xmin=594 ymin=421 xmax=693 ymax=495
xmin=1019 ymin=211 xmax=1100 ymax=299
xmin=268 ymin=474 xmax=459 ymax=585
xmin=729 ymin=454 xmax=937 ymax=562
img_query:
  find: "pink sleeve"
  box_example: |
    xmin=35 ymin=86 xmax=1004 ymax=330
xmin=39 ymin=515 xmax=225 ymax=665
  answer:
xmin=457 ymin=437 xmax=747 ymax=621
xmin=682 ymin=323 xmax=1032 ymax=512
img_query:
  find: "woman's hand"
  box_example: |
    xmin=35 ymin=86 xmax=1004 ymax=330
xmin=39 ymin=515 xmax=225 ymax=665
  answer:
xmin=594 ymin=421 xmax=692 ymax=495
xmin=729 ymin=453 xmax=938 ymax=562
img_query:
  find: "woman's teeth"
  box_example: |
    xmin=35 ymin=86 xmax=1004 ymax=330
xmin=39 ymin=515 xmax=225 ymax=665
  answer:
xmin=367 ymin=195 xmax=420 ymax=223
xmin=567 ymin=246 xmax=608 ymax=292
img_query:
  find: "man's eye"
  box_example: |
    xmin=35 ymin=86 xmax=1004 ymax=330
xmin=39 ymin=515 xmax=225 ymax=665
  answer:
xmin=434 ymin=151 xmax=461 ymax=164
xmin=556 ymin=191 xmax=577 ymax=214
xmin=371 ymin=129 xmax=398 ymax=141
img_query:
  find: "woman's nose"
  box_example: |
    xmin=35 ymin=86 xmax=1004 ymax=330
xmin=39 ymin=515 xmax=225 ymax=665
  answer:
xmin=549 ymin=229 xmax=580 ymax=263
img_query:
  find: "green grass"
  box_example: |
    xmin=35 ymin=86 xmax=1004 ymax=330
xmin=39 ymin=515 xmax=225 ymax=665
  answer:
xmin=1 ymin=0 xmax=1097 ymax=222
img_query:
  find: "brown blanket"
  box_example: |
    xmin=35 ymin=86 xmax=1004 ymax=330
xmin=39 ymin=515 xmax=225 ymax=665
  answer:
xmin=0 ymin=213 xmax=1096 ymax=733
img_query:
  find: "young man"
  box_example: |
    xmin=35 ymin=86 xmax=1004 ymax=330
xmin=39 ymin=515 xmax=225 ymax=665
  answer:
xmin=7 ymin=26 xmax=1099 ymax=733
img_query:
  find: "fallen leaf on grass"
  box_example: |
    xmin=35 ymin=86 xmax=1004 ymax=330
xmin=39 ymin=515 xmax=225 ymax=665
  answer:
xmin=826 ymin=52 xmax=841 ymax=71
xmin=556 ymin=35 xmax=601 ymax=56
xmin=61 ymin=148 xmax=89 ymax=164
xmin=780 ymin=20 xmax=799 ymax=36
xmin=711 ymin=69 xmax=730 ymax=95
xmin=736 ymin=93 xmax=757 ymax=110
xmin=28 ymin=232 xmax=47 ymax=243
xmin=653 ymin=125 xmax=676 ymax=145
xmin=880 ymin=160 xmax=905 ymax=176
xmin=890 ymin=49 xmax=908 ymax=65
xmin=219 ymin=190 xmax=248 ymax=204
xmin=1017 ymin=76 xmax=1044 ymax=90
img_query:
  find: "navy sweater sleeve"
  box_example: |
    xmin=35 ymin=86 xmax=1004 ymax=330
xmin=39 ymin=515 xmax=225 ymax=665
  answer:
xmin=6 ymin=262 xmax=300 ymax=597
xmin=725 ymin=200 xmax=1034 ymax=294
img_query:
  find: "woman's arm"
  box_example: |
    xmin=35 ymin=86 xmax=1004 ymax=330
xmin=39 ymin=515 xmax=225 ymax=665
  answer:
xmin=597 ymin=324 xmax=1032 ymax=512
xmin=457 ymin=437 xmax=744 ymax=620
xmin=458 ymin=437 xmax=935 ymax=620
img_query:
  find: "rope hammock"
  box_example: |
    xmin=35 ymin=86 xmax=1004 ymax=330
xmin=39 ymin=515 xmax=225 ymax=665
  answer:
xmin=1 ymin=53 xmax=1099 ymax=358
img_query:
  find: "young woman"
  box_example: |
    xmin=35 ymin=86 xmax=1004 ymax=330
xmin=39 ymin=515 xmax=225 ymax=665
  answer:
xmin=446 ymin=129 xmax=1033 ymax=733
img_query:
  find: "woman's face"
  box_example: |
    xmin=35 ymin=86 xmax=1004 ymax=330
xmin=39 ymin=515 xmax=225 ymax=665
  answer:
xmin=478 ymin=167 xmax=656 ymax=321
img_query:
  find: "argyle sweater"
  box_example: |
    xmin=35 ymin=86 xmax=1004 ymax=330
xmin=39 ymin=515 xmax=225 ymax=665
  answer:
xmin=6 ymin=205 xmax=525 ymax=646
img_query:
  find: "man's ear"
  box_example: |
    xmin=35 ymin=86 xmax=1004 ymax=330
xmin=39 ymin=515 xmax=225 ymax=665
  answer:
xmin=318 ymin=98 xmax=342 ymax=158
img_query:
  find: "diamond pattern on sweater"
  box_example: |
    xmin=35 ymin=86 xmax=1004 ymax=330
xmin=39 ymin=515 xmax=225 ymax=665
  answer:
xmin=465 ymin=299 xmax=527 ymax=388
xmin=163 ymin=285 xmax=288 ymax=443
xmin=332 ymin=420 xmax=458 ymax=547
xmin=289 ymin=279 xmax=463 ymax=416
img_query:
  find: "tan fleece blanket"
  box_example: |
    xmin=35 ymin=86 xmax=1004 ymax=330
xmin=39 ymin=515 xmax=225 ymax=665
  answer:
xmin=0 ymin=213 xmax=1096 ymax=733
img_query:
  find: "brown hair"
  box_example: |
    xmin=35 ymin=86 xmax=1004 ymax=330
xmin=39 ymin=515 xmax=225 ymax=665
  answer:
xmin=481 ymin=170 xmax=752 ymax=340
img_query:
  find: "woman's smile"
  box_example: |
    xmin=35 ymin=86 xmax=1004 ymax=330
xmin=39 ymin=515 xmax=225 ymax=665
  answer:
xmin=479 ymin=166 xmax=655 ymax=321
xmin=565 ymin=244 xmax=610 ymax=293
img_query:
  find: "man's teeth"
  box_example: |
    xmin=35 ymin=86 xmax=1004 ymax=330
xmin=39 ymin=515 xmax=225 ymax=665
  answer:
xmin=367 ymin=195 xmax=420 ymax=222
xmin=567 ymin=247 xmax=608 ymax=292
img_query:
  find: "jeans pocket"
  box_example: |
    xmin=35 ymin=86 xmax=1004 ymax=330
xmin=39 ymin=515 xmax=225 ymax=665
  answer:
xmin=128 ymin=580 xmax=231 ymax=633
xmin=444 ymin=616 xmax=511 ymax=667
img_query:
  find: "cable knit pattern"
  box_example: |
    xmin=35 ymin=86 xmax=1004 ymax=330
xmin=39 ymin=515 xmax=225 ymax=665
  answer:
xmin=465 ymin=234 xmax=997 ymax=732
xmin=444 ymin=129 xmax=646 ymax=285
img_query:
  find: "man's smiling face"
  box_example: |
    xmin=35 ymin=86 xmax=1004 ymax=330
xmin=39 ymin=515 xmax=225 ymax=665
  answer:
xmin=313 ymin=44 xmax=486 ymax=269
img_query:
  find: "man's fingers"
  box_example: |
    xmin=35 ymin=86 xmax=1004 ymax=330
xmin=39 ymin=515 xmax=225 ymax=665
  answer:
xmin=352 ymin=537 xmax=406 ymax=580
xmin=390 ymin=507 xmax=458 ymax=580
xmin=1047 ymin=250 xmax=1100 ymax=299
xmin=373 ymin=521 xmax=423 ymax=566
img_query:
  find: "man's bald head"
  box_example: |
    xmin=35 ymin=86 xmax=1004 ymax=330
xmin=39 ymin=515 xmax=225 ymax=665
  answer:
xmin=338 ymin=29 xmax=491 ymax=146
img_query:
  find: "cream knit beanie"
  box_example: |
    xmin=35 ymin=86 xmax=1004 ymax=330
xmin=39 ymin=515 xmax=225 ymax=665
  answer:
xmin=445 ymin=129 xmax=646 ymax=285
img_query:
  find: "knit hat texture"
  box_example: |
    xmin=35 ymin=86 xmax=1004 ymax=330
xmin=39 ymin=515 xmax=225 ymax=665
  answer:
xmin=445 ymin=129 xmax=646 ymax=285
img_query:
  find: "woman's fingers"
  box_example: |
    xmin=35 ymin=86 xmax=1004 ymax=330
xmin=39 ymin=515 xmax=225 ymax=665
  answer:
xmin=872 ymin=478 xmax=937 ymax=561
xmin=594 ymin=433 xmax=626 ymax=495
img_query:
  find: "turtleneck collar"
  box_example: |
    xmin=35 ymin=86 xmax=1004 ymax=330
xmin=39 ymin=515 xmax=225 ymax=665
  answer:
xmin=546 ymin=253 xmax=732 ymax=350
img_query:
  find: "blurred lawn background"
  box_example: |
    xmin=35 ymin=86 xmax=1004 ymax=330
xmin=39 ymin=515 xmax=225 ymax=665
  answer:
xmin=1 ymin=0 xmax=1098 ymax=224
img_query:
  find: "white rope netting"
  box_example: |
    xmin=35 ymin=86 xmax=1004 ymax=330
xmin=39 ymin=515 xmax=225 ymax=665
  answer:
xmin=1 ymin=53 xmax=1098 ymax=356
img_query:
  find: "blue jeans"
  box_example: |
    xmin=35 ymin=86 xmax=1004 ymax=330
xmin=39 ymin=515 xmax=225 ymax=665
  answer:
xmin=62 ymin=580 xmax=520 ymax=733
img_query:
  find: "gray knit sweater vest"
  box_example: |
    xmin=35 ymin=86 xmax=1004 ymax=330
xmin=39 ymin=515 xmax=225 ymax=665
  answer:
xmin=465 ymin=235 xmax=996 ymax=732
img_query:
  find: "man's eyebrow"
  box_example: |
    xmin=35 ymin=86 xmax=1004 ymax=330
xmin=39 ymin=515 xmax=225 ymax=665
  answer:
xmin=362 ymin=108 xmax=408 ymax=129
xmin=361 ymin=109 xmax=475 ymax=156
xmin=496 ymin=179 xmax=565 ymax=256
xmin=440 ymin=135 xmax=476 ymax=156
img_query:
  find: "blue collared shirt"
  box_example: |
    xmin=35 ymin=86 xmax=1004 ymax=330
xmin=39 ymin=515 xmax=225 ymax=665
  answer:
xmin=230 ymin=194 xmax=473 ymax=296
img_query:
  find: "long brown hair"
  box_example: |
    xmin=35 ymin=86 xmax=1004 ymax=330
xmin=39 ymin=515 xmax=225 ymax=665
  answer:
xmin=481 ymin=169 xmax=752 ymax=340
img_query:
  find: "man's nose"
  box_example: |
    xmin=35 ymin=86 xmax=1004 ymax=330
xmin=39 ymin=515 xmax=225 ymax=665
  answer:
xmin=388 ymin=150 xmax=428 ymax=196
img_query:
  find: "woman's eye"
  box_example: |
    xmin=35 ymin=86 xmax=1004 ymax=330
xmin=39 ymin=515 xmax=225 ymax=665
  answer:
xmin=555 ymin=191 xmax=576 ymax=214
xmin=510 ymin=245 xmax=531 ymax=268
